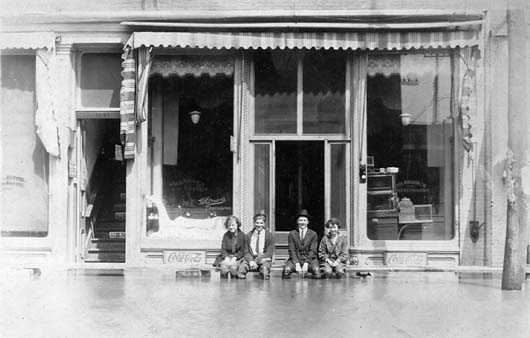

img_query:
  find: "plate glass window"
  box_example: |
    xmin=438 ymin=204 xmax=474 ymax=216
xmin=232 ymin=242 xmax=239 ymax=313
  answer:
xmin=146 ymin=56 xmax=234 ymax=239
xmin=366 ymin=53 xmax=454 ymax=241
xmin=1 ymin=55 xmax=49 ymax=237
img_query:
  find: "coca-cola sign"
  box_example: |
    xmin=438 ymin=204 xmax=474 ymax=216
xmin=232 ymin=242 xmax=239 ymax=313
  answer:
xmin=164 ymin=251 xmax=206 ymax=266
xmin=384 ymin=252 xmax=427 ymax=266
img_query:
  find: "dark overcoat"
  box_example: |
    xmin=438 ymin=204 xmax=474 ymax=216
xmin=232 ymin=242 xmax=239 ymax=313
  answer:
xmin=287 ymin=228 xmax=318 ymax=264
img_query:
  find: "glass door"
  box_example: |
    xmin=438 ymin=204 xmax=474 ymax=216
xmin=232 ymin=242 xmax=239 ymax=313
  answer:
xmin=252 ymin=140 xmax=348 ymax=258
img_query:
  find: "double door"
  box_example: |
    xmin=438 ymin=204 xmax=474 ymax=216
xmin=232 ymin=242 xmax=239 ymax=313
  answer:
xmin=252 ymin=140 xmax=349 ymax=256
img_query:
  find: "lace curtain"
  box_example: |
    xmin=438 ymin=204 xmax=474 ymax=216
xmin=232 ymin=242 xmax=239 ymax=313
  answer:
xmin=151 ymin=55 xmax=234 ymax=78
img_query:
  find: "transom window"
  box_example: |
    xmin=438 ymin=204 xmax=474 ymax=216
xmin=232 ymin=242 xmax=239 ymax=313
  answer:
xmin=78 ymin=52 xmax=122 ymax=113
xmin=254 ymin=49 xmax=347 ymax=135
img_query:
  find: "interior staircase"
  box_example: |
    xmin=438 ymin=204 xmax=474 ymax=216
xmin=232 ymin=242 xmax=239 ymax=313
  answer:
xmin=85 ymin=161 xmax=126 ymax=263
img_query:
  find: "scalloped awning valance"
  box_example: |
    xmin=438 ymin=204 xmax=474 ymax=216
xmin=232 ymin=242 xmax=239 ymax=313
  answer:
xmin=0 ymin=32 xmax=56 ymax=51
xmin=125 ymin=30 xmax=480 ymax=51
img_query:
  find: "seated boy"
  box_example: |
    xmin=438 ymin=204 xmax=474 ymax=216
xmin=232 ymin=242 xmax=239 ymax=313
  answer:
xmin=237 ymin=212 xmax=275 ymax=279
xmin=318 ymin=218 xmax=349 ymax=279
xmin=282 ymin=209 xmax=321 ymax=279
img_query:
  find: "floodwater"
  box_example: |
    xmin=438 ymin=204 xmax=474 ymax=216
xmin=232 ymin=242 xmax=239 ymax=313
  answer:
xmin=1 ymin=271 xmax=529 ymax=338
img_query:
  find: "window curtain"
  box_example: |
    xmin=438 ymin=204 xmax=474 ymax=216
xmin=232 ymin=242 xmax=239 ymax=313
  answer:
xmin=35 ymin=48 xmax=60 ymax=157
xmin=367 ymin=55 xmax=400 ymax=78
xmin=150 ymin=55 xmax=234 ymax=77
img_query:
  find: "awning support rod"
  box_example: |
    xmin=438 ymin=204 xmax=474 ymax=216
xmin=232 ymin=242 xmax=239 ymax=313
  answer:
xmin=121 ymin=20 xmax=484 ymax=30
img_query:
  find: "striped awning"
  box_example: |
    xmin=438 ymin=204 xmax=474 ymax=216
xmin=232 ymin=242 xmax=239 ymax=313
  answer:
xmin=126 ymin=30 xmax=480 ymax=51
xmin=0 ymin=32 xmax=56 ymax=50
xmin=120 ymin=48 xmax=137 ymax=159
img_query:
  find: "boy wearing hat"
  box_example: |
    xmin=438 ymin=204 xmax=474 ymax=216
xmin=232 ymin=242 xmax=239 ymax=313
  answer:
xmin=237 ymin=211 xmax=275 ymax=279
xmin=282 ymin=209 xmax=321 ymax=279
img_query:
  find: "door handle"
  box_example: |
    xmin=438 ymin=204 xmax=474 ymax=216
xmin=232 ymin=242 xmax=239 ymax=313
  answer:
xmin=360 ymin=164 xmax=367 ymax=183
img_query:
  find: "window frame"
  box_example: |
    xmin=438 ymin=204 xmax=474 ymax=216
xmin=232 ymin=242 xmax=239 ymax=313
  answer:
xmin=250 ymin=50 xmax=353 ymax=238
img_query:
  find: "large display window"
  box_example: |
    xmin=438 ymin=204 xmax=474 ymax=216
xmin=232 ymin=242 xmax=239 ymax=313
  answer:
xmin=365 ymin=52 xmax=455 ymax=241
xmin=1 ymin=55 xmax=49 ymax=237
xmin=146 ymin=54 xmax=234 ymax=240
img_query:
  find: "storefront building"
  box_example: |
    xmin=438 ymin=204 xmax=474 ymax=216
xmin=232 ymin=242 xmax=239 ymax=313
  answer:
xmin=0 ymin=1 xmax=525 ymax=270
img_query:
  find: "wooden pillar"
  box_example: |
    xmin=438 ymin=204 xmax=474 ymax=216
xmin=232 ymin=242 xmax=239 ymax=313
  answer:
xmin=126 ymin=48 xmax=150 ymax=266
xmin=52 ymin=43 xmax=75 ymax=264
xmin=237 ymin=52 xmax=252 ymax=232
xmin=502 ymin=0 xmax=530 ymax=290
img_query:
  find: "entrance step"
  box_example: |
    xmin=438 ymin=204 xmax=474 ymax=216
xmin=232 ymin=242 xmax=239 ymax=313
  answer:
xmin=85 ymin=238 xmax=125 ymax=263
xmin=88 ymin=238 xmax=125 ymax=251
xmin=95 ymin=220 xmax=125 ymax=229
xmin=85 ymin=251 xmax=125 ymax=263
xmin=113 ymin=203 xmax=126 ymax=212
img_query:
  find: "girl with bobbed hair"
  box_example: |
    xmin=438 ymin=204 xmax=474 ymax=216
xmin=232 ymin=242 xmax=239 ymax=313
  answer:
xmin=219 ymin=215 xmax=246 ymax=278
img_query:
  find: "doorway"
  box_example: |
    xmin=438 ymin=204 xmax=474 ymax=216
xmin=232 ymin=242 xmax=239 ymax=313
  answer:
xmin=77 ymin=118 xmax=126 ymax=263
xmin=275 ymin=141 xmax=325 ymax=238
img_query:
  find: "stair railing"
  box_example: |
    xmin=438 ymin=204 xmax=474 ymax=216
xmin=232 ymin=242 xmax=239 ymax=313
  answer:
xmin=82 ymin=187 xmax=103 ymax=260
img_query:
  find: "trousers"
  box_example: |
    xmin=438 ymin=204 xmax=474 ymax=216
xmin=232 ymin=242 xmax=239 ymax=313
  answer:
xmin=320 ymin=262 xmax=346 ymax=279
xmin=282 ymin=259 xmax=320 ymax=278
xmin=238 ymin=260 xmax=272 ymax=278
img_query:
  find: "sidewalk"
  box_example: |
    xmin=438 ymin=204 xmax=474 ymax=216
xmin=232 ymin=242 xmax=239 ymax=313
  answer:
xmin=0 ymin=269 xmax=529 ymax=338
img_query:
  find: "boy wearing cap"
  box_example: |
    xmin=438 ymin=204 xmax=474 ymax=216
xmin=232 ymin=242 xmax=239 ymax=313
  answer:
xmin=237 ymin=212 xmax=275 ymax=279
xmin=319 ymin=218 xmax=349 ymax=279
xmin=282 ymin=209 xmax=321 ymax=279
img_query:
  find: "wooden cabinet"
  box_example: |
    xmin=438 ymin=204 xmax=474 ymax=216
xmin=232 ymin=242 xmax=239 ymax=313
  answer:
xmin=367 ymin=172 xmax=398 ymax=239
xmin=367 ymin=210 xmax=399 ymax=240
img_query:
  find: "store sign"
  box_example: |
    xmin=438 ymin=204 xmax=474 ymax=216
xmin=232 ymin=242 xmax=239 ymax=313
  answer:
xmin=109 ymin=231 xmax=125 ymax=238
xmin=164 ymin=251 xmax=206 ymax=266
xmin=385 ymin=252 xmax=427 ymax=266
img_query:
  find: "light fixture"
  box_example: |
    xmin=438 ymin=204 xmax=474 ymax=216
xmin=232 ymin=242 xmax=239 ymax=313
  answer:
xmin=400 ymin=113 xmax=412 ymax=126
xmin=189 ymin=110 xmax=201 ymax=124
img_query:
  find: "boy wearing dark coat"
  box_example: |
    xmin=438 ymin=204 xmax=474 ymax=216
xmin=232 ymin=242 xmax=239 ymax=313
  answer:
xmin=237 ymin=212 xmax=275 ymax=279
xmin=282 ymin=209 xmax=321 ymax=279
